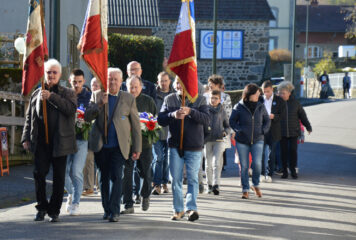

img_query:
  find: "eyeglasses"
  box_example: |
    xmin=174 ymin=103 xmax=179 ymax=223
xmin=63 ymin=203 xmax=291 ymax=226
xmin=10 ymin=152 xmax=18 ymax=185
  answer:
xmin=46 ymin=71 xmax=58 ymax=75
xmin=129 ymin=68 xmax=141 ymax=71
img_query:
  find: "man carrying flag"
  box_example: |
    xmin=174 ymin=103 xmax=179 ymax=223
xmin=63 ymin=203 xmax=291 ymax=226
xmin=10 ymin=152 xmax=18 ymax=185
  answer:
xmin=79 ymin=0 xmax=142 ymax=223
xmin=21 ymin=0 xmax=77 ymax=223
xmin=158 ymin=0 xmax=209 ymax=221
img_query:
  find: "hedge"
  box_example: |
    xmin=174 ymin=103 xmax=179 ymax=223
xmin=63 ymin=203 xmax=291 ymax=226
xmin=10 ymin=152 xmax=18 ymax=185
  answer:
xmin=0 ymin=68 xmax=22 ymax=92
xmin=108 ymin=34 xmax=164 ymax=83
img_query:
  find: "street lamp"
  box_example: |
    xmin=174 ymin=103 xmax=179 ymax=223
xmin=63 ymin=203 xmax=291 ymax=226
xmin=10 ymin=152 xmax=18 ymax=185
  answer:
xmin=304 ymin=0 xmax=318 ymax=98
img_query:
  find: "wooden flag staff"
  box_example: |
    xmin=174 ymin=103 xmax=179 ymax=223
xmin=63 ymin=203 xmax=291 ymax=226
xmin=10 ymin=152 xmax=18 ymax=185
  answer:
xmin=179 ymin=88 xmax=186 ymax=157
xmin=40 ymin=77 xmax=49 ymax=144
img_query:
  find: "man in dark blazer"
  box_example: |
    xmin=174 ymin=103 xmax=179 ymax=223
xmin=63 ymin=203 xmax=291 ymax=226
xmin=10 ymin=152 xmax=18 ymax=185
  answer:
xmin=22 ymin=59 xmax=77 ymax=222
xmin=261 ymin=80 xmax=285 ymax=182
xmin=85 ymin=67 xmax=142 ymax=222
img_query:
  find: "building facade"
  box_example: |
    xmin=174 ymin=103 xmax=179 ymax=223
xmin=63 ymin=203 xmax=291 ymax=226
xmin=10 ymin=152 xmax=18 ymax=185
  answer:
xmin=266 ymin=0 xmax=294 ymax=51
xmin=155 ymin=0 xmax=274 ymax=89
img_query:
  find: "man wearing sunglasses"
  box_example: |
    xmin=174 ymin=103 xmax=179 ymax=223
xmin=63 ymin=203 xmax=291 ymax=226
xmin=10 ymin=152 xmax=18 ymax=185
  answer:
xmin=21 ymin=59 xmax=77 ymax=223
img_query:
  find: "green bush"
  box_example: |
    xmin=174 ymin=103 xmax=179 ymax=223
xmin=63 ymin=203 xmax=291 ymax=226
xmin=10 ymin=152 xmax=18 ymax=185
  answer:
xmin=0 ymin=68 xmax=22 ymax=92
xmin=313 ymin=52 xmax=336 ymax=76
xmin=108 ymin=34 xmax=164 ymax=83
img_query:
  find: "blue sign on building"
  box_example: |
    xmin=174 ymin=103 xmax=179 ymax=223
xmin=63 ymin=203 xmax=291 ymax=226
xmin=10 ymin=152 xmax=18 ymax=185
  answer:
xmin=199 ymin=30 xmax=244 ymax=60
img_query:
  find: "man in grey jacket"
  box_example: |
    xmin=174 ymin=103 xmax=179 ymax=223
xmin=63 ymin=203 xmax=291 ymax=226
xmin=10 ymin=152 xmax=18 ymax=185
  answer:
xmin=22 ymin=59 xmax=77 ymax=222
xmin=85 ymin=68 xmax=142 ymax=222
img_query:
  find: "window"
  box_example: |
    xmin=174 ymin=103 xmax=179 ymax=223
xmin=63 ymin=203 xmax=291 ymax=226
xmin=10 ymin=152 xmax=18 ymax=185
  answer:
xmin=269 ymin=7 xmax=279 ymax=28
xmin=304 ymin=45 xmax=323 ymax=58
xmin=269 ymin=37 xmax=278 ymax=51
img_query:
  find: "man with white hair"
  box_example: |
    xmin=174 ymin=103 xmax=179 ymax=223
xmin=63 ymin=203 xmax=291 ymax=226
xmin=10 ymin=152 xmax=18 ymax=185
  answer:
xmin=22 ymin=59 xmax=78 ymax=222
xmin=85 ymin=67 xmax=142 ymax=222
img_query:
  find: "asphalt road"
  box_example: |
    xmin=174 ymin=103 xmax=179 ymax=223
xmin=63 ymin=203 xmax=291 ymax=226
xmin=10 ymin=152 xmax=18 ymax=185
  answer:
xmin=0 ymin=100 xmax=355 ymax=240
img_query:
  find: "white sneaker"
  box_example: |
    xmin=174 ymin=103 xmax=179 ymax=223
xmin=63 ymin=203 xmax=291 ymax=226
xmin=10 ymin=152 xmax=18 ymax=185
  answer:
xmin=69 ymin=204 xmax=79 ymax=216
xmin=260 ymin=175 xmax=266 ymax=182
xmin=265 ymin=176 xmax=272 ymax=183
xmin=66 ymin=194 xmax=72 ymax=213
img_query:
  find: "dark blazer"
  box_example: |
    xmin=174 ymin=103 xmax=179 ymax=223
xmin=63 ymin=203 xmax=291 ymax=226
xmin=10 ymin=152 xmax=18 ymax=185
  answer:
xmin=85 ymin=90 xmax=142 ymax=159
xmin=264 ymin=95 xmax=285 ymax=143
xmin=280 ymin=95 xmax=312 ymax=138
xmin=229 ymin=100 xmax=270 ymax=145
xmin=21 ymin=86 xmax=78 ymax=157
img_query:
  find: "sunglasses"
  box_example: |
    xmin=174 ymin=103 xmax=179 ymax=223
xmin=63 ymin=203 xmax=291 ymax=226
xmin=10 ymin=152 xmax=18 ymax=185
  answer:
xmin=46 ymin=71 xmax=58 ymax=75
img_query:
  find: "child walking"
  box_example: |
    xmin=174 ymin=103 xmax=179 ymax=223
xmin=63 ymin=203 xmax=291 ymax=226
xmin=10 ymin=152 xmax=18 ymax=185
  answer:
xmin=204 ymin=90 xmax=230 ymax=195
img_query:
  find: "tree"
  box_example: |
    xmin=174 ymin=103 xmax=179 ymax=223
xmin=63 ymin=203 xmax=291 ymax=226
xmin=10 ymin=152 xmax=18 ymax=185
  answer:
xmin=313 ymin=52 xmax=336 ymax=76
xmin=344 ymin=3 xmax=356 ymax=40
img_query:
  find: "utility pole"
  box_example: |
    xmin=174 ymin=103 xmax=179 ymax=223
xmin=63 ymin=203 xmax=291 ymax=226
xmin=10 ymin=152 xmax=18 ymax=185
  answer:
xmin=291 ymin=0 xmax=297 ymax=85
xmin=212 ymin=0 xmax=218 ymax=74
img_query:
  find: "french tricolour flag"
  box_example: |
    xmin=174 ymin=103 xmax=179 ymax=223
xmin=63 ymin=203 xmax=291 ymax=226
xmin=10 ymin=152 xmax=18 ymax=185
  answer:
xmin=78 ymin=0 xmax=108 ymax=91
xmin=167 ymin=0 xmax=198 ymax=102
xmin=22 ymin=0 xmax=48 ymax=96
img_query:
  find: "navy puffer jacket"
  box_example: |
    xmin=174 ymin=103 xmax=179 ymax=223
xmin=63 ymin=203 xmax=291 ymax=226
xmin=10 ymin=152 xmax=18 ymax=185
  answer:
xmin=229 ymin=100 xmax=270 ymax=145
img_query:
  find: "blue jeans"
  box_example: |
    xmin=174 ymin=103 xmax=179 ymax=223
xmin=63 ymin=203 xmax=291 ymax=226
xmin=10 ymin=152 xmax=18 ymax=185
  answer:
xmin=95 ymin=147 xmax=125 ymax=215
xmin=152 ymin=140 xmax=169 ymax=185
xmin=169 ymin=148 xmax=202 ymax=213
xmin=65 ymin=140 xmax=88 ymax=205
xmin=236 ymin=141 xmax=264 ymax=192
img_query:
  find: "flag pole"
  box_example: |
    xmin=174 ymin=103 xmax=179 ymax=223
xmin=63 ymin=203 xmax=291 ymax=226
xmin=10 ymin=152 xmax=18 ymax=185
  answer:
xmin=104 ymin=99 xmax=108 ymax=144
xmin=179 ymin=88 xmax=185 ymax=157
xmin=40 ymin=0 xmax=48 ymax=145
xmin=41 ymin=77 xmax=49 ymax=144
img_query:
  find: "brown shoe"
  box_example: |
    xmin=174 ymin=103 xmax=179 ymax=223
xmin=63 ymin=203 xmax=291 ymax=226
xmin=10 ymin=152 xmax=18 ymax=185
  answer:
xmin=152 ymin=185 xmax=161 ymax=195
xmin=242 ymin=192 xmax=249 ymax=199
xmin=82 ymin=189 xmax=95 ymax=196
xmin=162 ymin=184 xmax=169 ymax=193
xmin=251 ymin=186 xmax=262 ymax=198
xmin=171 ymin=211 xmax=185 ymax=221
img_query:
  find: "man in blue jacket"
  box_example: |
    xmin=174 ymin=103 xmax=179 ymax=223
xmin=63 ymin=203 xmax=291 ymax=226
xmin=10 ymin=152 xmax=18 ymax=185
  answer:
xmin=158 ymin=78 xmax=210 ymax=222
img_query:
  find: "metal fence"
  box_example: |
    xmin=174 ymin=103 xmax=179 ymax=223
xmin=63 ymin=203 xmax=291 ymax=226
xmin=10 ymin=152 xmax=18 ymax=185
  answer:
xmin=329 ymin=72 xmax=356 ymax=90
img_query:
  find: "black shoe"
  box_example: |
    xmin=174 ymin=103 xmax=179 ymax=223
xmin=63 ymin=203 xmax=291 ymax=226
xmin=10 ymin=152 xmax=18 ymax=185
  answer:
xmin=109 ymin=214 xmax=120 ymax=222
xmin=34 ymin=211 xmax=46 ymax=221
xmin=142 ymin=197 xmax=150 ymax=211
xmin=212 ymin=185 xmax=220 ymax=195
xmin=187 ymin=210 xmax=199 ymax=222
xmin=291 ymin=173 xmax=298 ymax=179
xmin=281 ymin=173 xmax=288 ymax=179
xmin=135 ymin=195 xmax=141 ymax=204
xmin=103 ymin=212 xmax=109 ymax=220
xmin=48 ymin=214 xmax=59 ymax=223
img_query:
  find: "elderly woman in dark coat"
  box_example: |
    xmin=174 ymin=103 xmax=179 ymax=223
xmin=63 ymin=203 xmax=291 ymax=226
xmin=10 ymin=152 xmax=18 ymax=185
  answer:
xmin=278 ymin=81 xmax=312 ymax=179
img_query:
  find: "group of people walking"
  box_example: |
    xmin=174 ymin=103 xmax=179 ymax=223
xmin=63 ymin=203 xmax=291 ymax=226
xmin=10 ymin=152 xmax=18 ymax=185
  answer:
xmin=21 ymin=58 xmax=312 ymax=223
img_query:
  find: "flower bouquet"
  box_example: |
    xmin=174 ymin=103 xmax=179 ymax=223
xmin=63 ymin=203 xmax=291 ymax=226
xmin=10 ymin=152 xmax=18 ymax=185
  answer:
xmin=75 ymin=105 xmax=92 ymax=140
xmin=139 ymin=112 xmax=161 ymax=145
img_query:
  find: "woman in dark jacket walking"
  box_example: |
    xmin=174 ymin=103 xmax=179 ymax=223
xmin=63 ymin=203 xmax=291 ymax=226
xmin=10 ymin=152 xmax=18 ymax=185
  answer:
xmin=278 ymin=81 xmax=312 ymax=179
xmin=230 ymin=84 xmax=270 ymax=199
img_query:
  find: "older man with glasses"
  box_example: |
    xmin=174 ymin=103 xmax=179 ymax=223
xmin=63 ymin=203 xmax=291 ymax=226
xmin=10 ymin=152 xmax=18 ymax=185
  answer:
xmin=22 ymin=59 xmax=78 ymax=222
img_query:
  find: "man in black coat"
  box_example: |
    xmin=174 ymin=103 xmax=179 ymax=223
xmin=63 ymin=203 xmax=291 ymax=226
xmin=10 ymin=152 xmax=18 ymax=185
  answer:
xmin=261 ymin=81 xmax=285 ymax=182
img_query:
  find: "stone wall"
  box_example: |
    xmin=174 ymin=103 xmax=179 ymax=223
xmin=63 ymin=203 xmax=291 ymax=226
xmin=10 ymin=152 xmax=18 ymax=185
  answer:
xmin=154 ymin=20 xmax=270 ymax=90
